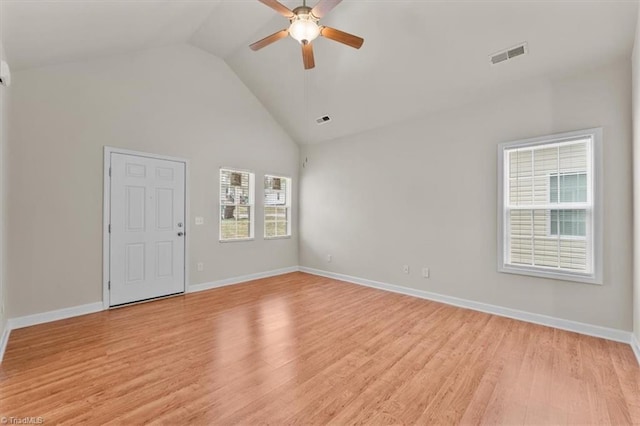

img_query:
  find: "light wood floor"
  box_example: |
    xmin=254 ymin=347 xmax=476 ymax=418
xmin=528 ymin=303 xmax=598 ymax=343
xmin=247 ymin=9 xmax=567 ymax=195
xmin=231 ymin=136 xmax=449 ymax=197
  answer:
xmin=1 ymin=272 xmax=639 ymax=425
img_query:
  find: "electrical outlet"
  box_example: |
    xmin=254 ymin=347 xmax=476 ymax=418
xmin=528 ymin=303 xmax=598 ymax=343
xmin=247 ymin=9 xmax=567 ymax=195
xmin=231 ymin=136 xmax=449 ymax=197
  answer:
xmin=195 ymin=217 xmax=204 ymax=225
xmin=327 ymin=254 xmax=332 ymax=263
xmin=197 ymin=262 xmax=204 ymax=272
xmin=403 ymin=265 xmax=410 ymax=274
xmin=422 ymin=267 xmax=430 ymax=278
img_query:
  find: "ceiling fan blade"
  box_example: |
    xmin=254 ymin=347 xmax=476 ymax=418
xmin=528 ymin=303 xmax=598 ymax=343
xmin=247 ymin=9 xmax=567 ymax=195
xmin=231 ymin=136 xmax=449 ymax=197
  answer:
xmin=258 ymin=0 xmax=295 ymax=18
xmin=311 ymin=0 xmax=342 ymax=18
xmin=302 ymin=43 xmax=315 ymax=70
xmin=320 ymin=26 xmax=364 ymax=49
xmin=249 ymin=29 xmax=289 ymax=51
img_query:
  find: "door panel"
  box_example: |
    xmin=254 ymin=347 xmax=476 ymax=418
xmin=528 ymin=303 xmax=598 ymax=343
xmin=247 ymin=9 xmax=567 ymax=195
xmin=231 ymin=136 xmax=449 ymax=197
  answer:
xmin=126 ymin=186 xmax=146 ymax=231
xmin=156 ymin=188 xmax=174 ymax=230
xmin=110 ymin=153 xmax=185 ymax=306
xmin=156 ymin=241 xmax=174 ymax=278
xmin=125 ymin=243 xmax=145 ymax=283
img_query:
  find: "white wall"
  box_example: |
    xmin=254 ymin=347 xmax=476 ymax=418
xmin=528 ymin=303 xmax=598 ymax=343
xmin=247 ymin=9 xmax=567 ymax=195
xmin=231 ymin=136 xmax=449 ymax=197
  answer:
xmin=633 ymin=7 xmax=640 ymax=343
xmin=300 ymin=58 xmax=632 ymax=331
xmin=7 ymin=44 xmax=299 ymax=318
xmin=0 ymin=39 xmax=9 ymax=336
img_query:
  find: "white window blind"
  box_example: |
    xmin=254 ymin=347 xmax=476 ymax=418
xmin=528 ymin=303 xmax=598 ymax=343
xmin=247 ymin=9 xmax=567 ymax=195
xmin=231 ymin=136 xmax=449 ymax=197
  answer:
xmin=498 ymin=128 xmax=602 ymax=284
xmin=220 ymin=168 xmax=254 ymax=241
xmin=264 ymin=175 xmax=291 ymax=238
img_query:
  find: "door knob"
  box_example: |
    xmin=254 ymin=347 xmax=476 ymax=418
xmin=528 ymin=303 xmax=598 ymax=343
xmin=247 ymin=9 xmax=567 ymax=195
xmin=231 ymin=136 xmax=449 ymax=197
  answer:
xmin=177 ymin=232 xmax=184 ymax=237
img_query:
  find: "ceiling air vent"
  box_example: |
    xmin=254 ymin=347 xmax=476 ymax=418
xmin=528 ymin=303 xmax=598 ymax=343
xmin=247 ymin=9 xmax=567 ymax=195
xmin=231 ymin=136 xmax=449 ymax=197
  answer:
xmin=490 ymin=42 xmax=528 ymax=65
xmin=316 ymin=115 xmax=331 ymax=125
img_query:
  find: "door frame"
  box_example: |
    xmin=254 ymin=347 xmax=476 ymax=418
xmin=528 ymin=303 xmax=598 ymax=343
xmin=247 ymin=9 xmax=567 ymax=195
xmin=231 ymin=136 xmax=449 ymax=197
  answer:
xmin=102 ymin=146 xmax=190 ymax=309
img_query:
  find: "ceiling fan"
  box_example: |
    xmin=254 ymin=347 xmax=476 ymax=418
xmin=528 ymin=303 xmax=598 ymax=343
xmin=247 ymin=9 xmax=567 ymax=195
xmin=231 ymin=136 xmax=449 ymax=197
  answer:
xmin=250 ymin=0 xmax=364 ymax=70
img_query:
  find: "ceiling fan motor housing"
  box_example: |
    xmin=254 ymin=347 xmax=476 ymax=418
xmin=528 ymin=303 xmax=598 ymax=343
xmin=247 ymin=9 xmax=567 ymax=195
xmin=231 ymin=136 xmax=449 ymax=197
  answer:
xmin=292 ymin=6 xmax=316 ymax=18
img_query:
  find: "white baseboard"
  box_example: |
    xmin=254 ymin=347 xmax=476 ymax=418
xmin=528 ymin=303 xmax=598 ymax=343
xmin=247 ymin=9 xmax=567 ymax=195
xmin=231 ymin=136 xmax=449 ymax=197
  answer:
xmin=631 ymin=334 xmax=640 ymax=365
xmin=1 ymin=266 xmax=635 ymax=365
xmin=0 ymin=267 xmax=300 ymax=363
xmin=299 ymin=266 xmax=632 ymax=344
xmin=0 ymin=324 xmax=10 ymax=364
xmin=7 ymin=302 xmax=104 ymax=331
xmin=188 ymin=266 xmax=299 ymax=293
xmin=3 ymin=266 xmax=299 ymax=333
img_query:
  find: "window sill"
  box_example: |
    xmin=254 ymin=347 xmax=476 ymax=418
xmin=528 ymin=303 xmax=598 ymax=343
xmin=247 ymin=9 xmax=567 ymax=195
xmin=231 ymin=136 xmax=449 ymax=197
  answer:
xmin=264 ymin=236 xmax=292 ymax=240
xmin=499 ymin=263 xmax=601 ymax=285
xmin=219 ymin=238 xmax=255 ymax=243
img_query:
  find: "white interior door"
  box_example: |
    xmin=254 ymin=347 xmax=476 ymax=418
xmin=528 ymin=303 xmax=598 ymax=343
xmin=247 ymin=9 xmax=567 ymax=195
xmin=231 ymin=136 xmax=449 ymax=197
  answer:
xmin=109 ymin=153 xmax=186 ymax=306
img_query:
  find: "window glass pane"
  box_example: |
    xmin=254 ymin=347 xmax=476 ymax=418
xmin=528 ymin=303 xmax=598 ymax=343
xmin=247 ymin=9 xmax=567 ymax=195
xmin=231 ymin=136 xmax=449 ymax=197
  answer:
xmin=532 ymin=210 xmax=558 ymax=267
xmin=221 ymin=170 xmax=250 ymax=206
xmin=559 ymin=142 xmax=587 ymax=173
xmin=550 ymin=209 xmax=586 ymax=237
xmin=510 ymin=208 xmax=588 ymax=271
xmin=265 ymin=221 xmax=276 ymax=238
xmin=276 ymin=221 xmax=287 ymax=236
xmin=264 ymin=176 xmax=291 ymax=238
xmin=578 ymin=173 xmax=587 ymax=201
xmin=265 ymin=208 xmax=289 ymax=238
xmin=508 ymin=150 xmax=532 ymax=206
xmin=560 ymin=239 xmax=587 ymax=270
xmin=559 ymin=174 xmax=586 ymax=202
xmin=220 ymin=206 xmax=237 ymax=240
xmin=550 ymin=175 xmax=558 ymax=203
xmin=533 ymin=146 xmax=558 ymax=204
xmin=503 ymin=136 xmax=594 ymax=278
xmin=509 ymin=210 xmax=533 ymax=266
xmin=235 ymin=206 xmax=251 ymax=237
xmin=265 ymin=176 xmax=287 ymax=205
xmin=550 ymin=210 xmax=558 ymax=235
xmin=265 ymin=206 xmax=277 ymax=221
xmin=550 ymin=173 xmax=586 ymax=203
xmin=220 ymin=169 xmax=253 ymax=240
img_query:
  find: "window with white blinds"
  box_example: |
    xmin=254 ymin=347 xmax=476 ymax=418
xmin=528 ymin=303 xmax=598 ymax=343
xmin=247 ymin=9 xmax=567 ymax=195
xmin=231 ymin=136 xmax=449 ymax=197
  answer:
xmin=220 ymin=168 xmax=254 ymax=241
xmin=498 ymin=128 xmax=602 ymax=284
xmin=264 ymin=175 xmax=291 ymax=238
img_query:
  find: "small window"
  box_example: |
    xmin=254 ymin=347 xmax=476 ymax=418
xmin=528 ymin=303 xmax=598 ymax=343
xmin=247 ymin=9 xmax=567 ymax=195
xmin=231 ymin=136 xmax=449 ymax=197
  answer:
xmin=264 ymin=175 xmax=291 ymax=238
xmin=498 ymin=128 xmax=602 ymax=284
xmin=220 ymin=168 xmax=254 ymax=241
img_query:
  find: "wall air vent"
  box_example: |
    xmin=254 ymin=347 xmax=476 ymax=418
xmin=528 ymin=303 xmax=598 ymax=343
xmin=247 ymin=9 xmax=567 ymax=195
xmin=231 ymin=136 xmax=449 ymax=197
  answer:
xmin=490 ymin=42 xmax=528 ymax=65
xmin=316 ymin=115 xmax=331 ymax=125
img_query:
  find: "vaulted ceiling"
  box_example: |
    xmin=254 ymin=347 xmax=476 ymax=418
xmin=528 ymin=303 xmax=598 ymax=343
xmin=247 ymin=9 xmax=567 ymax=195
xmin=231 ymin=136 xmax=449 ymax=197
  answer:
xmin=1 ymin=0 xmax=637 ymax=144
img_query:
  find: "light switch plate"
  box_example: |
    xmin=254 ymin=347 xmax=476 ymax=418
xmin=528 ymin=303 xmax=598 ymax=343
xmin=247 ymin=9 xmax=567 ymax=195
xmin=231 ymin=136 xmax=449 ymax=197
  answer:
xmin=195 ymin=217 xmax=204 ymax=225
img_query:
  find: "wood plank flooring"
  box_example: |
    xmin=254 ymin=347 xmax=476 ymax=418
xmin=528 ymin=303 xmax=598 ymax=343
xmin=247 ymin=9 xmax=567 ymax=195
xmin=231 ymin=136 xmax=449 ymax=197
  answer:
xmin=1 ymin=272 xmax=639 ymax=425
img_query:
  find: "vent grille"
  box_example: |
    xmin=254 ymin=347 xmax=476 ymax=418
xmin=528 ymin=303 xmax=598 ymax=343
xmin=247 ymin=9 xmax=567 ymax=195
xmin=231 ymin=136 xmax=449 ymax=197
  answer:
xmin=490 ymin=42 xmax=528 ymax=65
xmin=316 ymin=115 xmax=331 ymax=125
xmin=491 ymin=52 xmax=509 ymax=65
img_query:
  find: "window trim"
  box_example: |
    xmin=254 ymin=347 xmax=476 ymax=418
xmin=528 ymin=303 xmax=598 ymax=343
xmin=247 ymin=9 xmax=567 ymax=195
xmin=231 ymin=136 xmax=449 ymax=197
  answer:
xmin=264 ymin=174 xmax=292 ymax=239
xmin=219 ymin=167 xmax=255 ymax=242
xmin=497 ymin=128 xmax=603 ymax=285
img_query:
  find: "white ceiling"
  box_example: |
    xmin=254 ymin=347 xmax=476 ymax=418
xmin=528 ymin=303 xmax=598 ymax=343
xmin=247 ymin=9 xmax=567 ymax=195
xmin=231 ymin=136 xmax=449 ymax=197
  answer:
xmin=0 ymin=0 xmax=217 ymax=70
xmin=1 ymin=0 xmax=638 ymax=144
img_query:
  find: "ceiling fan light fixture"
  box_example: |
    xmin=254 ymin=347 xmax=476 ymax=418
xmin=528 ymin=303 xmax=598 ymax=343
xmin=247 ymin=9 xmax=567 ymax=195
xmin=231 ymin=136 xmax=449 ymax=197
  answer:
xmin=250 ymin=0 xmax=364 ymax=70
xmin=288 ymin=15 xmax=320 ymax=44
